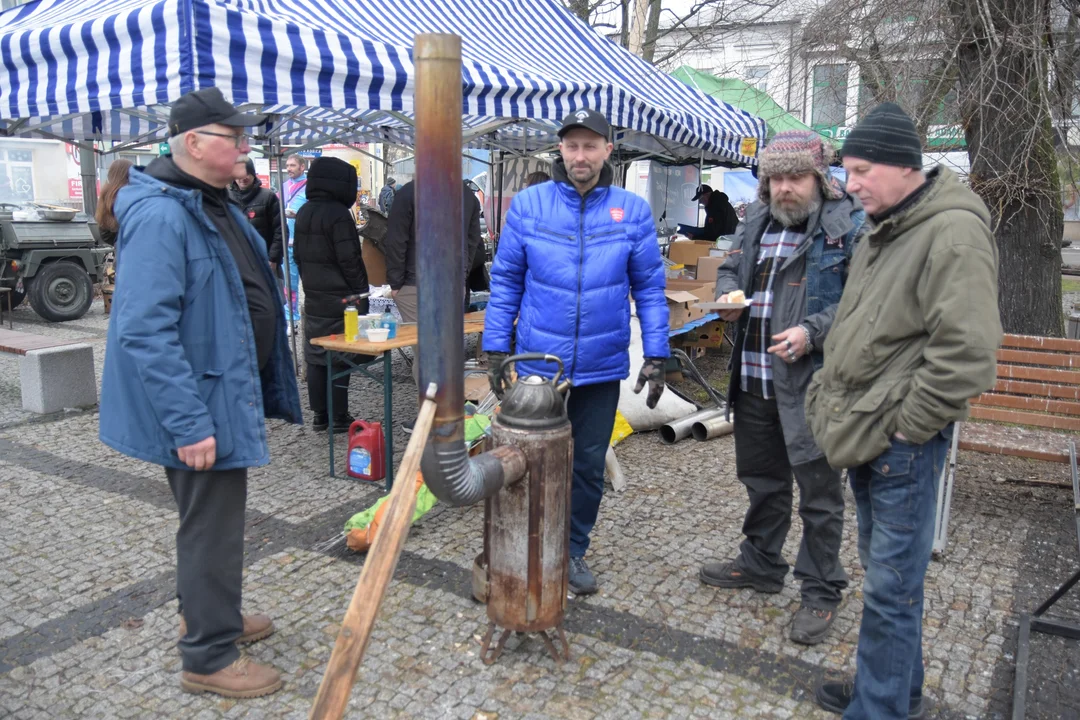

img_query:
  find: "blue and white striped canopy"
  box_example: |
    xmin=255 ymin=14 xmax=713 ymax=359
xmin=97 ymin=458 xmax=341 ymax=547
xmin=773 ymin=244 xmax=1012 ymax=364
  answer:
xmin=0 ymin=0 xmax=766 ymax=164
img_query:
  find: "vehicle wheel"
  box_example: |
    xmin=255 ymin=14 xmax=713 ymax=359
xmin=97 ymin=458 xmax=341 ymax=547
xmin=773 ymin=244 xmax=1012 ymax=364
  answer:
xmin=27 ymin=261 xmax=94 ymax=322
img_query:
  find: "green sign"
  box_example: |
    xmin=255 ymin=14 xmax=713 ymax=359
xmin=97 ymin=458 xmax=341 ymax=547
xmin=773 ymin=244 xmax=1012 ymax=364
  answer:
xmin=158 ymin=142 xmax=170 ymax=156
xmin=812 ymin=124 xmax=966 ymax=149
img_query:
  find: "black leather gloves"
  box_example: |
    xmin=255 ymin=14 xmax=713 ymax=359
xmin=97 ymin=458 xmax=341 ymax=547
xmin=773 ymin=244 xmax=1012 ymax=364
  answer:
xmin=486 ymin=351 xmax=509 ymax=399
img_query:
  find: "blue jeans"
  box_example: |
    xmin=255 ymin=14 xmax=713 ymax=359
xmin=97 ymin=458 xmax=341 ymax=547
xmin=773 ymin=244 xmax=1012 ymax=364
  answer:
xmin=845 ymin=425 xmax=952 ymax=720
xmin=283 ymin=244 xmax=300 ymax=321
xmin=567 ymin=381 xmax=621 ymax=558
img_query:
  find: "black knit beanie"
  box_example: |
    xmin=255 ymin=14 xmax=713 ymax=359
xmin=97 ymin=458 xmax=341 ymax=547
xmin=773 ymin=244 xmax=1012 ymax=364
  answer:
xmin=839 ymin=102 xmax=923 ymax=169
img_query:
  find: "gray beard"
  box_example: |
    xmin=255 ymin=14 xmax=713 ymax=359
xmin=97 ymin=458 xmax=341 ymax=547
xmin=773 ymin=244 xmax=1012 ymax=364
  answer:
xmin=770 ymin=194 xmax=821 ymax=228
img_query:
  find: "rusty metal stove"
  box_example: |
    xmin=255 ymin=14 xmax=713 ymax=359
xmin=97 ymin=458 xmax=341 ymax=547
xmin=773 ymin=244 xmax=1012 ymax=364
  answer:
xmin=477 ymin=359 xmax=573 ymax=664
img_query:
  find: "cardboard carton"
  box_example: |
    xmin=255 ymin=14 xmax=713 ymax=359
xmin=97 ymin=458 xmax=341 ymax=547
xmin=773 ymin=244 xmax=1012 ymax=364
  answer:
xmin=695 ymin=255 xmax=725 ymax=284
xmin=678 ymin=319 xmax=726 ymax=349
xmin=664 ymin=278 xmax=715 ymax=330
xmin=667 ymin=240 xmax=714 ymax=267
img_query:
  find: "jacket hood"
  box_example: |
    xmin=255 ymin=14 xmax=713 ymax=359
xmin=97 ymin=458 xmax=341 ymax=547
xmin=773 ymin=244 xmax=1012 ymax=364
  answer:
xmin=306 ymin=157 xmax=357 ymax=208
xmin=115 ymin=162 xmax=209 ymax=230
xmin=873 ymin=167 xmax=990 ymax=241
xmin=551 ymin=158 xmax=614 ymax=190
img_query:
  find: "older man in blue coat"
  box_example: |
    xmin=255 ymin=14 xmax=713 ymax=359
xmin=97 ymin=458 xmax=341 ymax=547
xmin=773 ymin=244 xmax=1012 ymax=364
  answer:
xmin=99 ymin=88 xmax=301 ymax=699
xmin=483 ymin=109 xmax=670 ymax=595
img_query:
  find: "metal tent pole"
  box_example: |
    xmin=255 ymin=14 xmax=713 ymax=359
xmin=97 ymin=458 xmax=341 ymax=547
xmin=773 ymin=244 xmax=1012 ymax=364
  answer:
xmin=272 ymin=133 xmax=301 ymax=376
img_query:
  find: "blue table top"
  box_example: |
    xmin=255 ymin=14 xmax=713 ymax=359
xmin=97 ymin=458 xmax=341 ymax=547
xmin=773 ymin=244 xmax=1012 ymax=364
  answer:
xmin=669 ymin=313 xmax=720 ymax=337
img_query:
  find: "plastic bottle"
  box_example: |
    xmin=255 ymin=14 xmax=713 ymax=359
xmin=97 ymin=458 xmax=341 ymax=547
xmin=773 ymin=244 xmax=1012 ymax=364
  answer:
xmin=380 ymin=310 xmax=397 ymax=340
xmin=344 ymin=303 xmax=359 ymax=342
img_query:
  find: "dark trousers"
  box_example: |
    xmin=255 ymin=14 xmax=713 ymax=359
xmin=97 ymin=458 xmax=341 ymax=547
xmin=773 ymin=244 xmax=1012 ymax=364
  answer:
xmin=567 ymin=381 xmax=621 ymax=558
xmin=166 ymin=466 xmax=247 ymax=674
xmin=307 ymin=362 xmax=349 ymax=418
xmin=733 ymin=391 xmax=848 ymax=608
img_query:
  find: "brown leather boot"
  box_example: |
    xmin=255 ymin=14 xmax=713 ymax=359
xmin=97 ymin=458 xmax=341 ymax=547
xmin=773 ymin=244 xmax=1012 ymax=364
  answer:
xmin=178 ymin=613 xmax=275 ymax=645
xmin=180 ymin=656 xmax=283 ymax=698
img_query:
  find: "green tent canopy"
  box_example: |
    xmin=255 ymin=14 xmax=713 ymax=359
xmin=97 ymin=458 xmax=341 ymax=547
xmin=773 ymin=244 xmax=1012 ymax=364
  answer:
xmin=671 ymin=66 xmax=822 ymax=143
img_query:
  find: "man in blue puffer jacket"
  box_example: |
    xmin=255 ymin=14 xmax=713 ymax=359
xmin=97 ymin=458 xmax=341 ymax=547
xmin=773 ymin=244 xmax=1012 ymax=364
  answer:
xmin=484 ymin=109 xmax=670 ymax=595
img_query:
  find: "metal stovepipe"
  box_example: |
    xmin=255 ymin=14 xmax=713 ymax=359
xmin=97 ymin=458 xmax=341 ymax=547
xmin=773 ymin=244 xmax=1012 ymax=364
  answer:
xmin=413 ymin=34 xmax=525 ymax=506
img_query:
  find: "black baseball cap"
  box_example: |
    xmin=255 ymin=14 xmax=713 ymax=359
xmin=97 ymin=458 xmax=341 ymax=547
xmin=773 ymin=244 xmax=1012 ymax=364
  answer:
xmin=168 ymin=87 xmax=266 ymax=138
xmin=558 ymin=109 xmax=611 ymax=139
xmin=691 ymin=184 xmax=713 ymax=202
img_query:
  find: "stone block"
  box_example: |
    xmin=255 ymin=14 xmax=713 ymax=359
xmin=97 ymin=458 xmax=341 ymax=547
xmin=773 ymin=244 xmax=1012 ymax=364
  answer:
xmin=18 ymin=343 xmax=97 ymax=413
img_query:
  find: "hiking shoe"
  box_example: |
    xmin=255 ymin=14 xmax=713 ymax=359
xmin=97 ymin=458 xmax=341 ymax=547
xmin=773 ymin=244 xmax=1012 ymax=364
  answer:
xmin=789 ymin=605 xmax=837 ymax=645
xmin=179 ymin=614 xmax=275 ymax=646
xmin=699 ymin=560 xmax=783 ymax=593
xmin=569 ymin=556 xmax=598 ymax=595
xmin=181 ymin=655 xmax=283 ymax=699
xmin=815 ymin=680 xmax=927 ymax=719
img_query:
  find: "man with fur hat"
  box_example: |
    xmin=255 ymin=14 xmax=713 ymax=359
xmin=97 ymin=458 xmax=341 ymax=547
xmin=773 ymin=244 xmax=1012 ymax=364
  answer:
xmin=807 ymin=103 xmax=1001 ymax=719
xmin=699 ymin=130 xmax=864 ymax=645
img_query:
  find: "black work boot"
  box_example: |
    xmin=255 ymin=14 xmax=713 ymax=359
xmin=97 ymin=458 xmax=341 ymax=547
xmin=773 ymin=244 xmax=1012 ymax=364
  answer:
xmin=699 ymin=560 xmax=783 ymax=593
xmin=789 ymin=605 xmax=837 ymax=645
xmin=815 ymin=681 xmax=927 ymax=719
xmin=311 ymin=414 xmax=329 ymax=432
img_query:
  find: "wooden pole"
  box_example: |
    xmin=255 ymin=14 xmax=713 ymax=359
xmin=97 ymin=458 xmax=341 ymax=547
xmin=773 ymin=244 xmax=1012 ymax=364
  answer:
xmin=309 ymin=384 xmax=439 ymax=720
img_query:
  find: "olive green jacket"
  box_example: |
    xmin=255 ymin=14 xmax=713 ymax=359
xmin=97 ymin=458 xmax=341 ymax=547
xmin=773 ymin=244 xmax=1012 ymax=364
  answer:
xmin=805 ymin=167 xmax=1003 ymax=469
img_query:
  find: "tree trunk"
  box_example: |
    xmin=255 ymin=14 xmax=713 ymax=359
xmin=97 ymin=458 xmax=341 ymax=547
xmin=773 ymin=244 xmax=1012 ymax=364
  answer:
xmin=951 ymin=0 xmax=1063 ymax=336
xmin=641 ymin=0 xmax=662 ymax=63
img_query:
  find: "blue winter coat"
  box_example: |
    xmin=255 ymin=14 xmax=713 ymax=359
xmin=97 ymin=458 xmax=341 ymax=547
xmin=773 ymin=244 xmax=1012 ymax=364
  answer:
xmin=483 ymin=161 xmax=669 ymax=385
xmin=99 ymin=166 xmax=303 ymax=471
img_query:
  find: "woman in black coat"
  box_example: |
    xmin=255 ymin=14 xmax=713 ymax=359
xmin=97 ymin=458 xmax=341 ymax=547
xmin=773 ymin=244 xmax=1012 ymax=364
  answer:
xmin=293 ymin=157 xmax=370 ymax=432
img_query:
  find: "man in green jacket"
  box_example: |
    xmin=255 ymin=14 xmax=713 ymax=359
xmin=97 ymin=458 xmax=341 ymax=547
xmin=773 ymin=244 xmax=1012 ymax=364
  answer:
xmin=806 ymin=103 xmax=1002 ymax=719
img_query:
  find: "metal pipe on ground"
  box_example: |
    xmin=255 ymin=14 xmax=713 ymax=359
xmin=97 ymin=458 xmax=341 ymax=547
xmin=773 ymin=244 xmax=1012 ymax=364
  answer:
xmin=660 ymin=407 xmax=726 ymax=445
xmin=413 ymin=33 xmax=525 ymax=506
xmin=692 ymin=414 xmax=735 ymax=441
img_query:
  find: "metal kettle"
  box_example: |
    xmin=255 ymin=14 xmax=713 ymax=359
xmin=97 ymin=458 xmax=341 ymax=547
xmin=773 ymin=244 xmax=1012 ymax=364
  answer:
xmin=494 ymin=353 xmax=570 ymax=429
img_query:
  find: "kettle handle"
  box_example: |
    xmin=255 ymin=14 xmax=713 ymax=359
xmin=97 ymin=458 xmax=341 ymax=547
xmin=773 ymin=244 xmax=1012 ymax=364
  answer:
xmin=497 ymin=352 xmax=565 ymax=390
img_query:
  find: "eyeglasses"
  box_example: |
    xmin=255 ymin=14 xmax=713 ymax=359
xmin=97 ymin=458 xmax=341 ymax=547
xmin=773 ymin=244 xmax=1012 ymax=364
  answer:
xmin=195 ymin=130 xmax=248 ymax=148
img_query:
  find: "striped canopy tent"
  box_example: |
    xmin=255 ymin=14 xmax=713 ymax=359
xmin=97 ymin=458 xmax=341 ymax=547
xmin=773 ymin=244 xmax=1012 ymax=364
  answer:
xmin=0 ymin=0 xmax=766 ymax=165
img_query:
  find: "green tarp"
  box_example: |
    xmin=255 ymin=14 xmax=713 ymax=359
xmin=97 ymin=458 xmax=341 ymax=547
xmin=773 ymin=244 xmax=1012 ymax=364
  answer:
xmin=671 ymin=66 xmax=821 ymax=142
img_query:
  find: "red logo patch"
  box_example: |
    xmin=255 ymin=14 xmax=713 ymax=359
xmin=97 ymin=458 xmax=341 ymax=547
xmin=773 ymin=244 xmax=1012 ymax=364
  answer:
xmin=247 ymin=210 xmax=256 ymax=219
xmin=610 ymin=207 xmax=624 ymax=222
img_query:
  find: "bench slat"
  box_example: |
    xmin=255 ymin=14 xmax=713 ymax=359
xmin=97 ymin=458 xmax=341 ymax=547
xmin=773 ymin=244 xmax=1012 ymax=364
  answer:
xmin=969 ymin=406 xmax=1080 ymax=432
xmin=997 ymin=348 xmax=1080 ymax=368
xmin=973 ymin=392 xmax=1080 ymax=417
xmin=1002 ymin=333 xmax=1080 ymax=353
xmin=990 ymin=379 xmax=1080 ymax=400
xmin=997 ymin=364 xmax=1080 ymax=386
xmin=0 ymin=329 xmax=84 ymax=356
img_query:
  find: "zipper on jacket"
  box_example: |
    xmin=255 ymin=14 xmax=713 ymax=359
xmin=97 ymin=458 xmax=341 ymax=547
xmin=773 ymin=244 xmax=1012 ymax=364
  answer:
xmin=572 ymin=194 xmax=586 ymax=381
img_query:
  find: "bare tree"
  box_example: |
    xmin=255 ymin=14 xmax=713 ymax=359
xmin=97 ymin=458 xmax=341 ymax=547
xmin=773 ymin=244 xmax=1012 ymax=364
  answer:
xmin=792 ymin=0 xmax=1073 ymax=335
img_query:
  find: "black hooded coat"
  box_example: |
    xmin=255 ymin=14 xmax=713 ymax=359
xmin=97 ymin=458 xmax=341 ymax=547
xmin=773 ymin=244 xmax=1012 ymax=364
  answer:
xmin=294 ymin=157 xmax=370 ymax=366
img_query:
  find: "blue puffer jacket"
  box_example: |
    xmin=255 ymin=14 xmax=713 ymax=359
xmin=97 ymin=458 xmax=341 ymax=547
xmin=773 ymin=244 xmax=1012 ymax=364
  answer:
xmin=483 ymin=160 xmax=669 ymax=385
xmin=99 ymin=166 xmax=302 ymax=471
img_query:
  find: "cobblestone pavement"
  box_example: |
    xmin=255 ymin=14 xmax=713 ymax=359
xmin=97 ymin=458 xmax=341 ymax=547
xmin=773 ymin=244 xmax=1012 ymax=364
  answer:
xmin=0 ymin=301 xmax=1077 ymax=718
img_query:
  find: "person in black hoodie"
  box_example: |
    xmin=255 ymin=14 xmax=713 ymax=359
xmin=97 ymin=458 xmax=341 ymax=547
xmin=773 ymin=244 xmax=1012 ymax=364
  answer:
xmin=229 ymin=159 xmax=284 ymax=271
xmin=293 ymin=157 xmax=370 ymax=432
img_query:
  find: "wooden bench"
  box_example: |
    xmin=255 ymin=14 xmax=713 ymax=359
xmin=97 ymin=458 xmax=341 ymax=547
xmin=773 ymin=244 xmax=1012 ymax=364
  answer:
xmin=935 ymin=333 xmax=1080 ymax=553
xmin=0 ymin=328 xmax=97 ymax=413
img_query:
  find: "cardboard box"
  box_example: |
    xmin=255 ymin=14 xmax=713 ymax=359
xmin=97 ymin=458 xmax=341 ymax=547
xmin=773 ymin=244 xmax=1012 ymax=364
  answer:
xmin=678 ymin=319 xmax=726 ymax=349
xmin=664 ymin=278 xmax=715 ymax=330
xmin=695 ymin=255 xmax=725 ymax=284
xmin=667 ymin=240 xmax=714 ymax=267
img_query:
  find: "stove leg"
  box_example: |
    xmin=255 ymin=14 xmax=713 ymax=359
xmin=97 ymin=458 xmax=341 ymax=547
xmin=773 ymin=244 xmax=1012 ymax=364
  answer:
xmin=480 ymin=622 xmax=512 ymax=666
